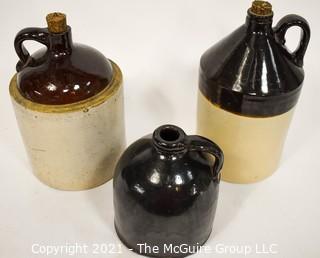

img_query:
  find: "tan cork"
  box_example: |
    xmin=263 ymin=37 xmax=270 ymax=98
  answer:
xmin=46 ymin=12 xmax=67 ymax=33
xmin=250 ymin=1 xmax=273 ymax=16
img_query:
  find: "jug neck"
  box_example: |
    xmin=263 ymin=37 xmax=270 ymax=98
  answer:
xmin=152 ymin=125 xmax=187 ymax=156
xmin=245 ymin=11 xmax=273 ymax=35
xmin=46 ymin=13 xmax=73 ymax=56
xmin=246 ymin=1 xmax=273 ymax=35
xmin=48 ymin=27 xmax=73 ymax=56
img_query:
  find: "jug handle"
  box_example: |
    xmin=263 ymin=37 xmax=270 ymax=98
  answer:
xmin=14 ymin=27 xmax=50 ymax=72
xmin=274 ymin=14 xmax=311 ymax=67
xmin=187 ymin=135 xmax=224 ymax=180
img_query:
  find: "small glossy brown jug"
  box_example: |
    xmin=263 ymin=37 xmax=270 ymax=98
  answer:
xmin=197 ymin=1 xmax=310 ymax=183
xmin=114 ymin=125 xmax=224 ymax=257
xmin=9 ymin=13 xmax=125 ymax=190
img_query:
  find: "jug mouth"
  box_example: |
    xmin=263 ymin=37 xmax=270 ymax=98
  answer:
xmin=153 ymin=125 xmax=186 ymax=152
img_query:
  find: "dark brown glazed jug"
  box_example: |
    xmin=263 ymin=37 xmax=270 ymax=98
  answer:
xmin=113 ymin=125 xmax=223 ymax=257
xmin=197 ymin=1 xmax=310 ymax=183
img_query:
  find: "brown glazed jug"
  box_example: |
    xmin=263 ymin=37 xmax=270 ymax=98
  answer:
xmin=9 ymin=13 xmax=125 ymax=190
xmin=197 ymin=1 xmax=310 ymax=183
xmin=114 ymin=125 xmax=223 ymax=257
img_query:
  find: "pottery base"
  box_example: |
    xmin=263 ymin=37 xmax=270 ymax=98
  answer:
xmin=114 ymin=223 xmax=211 ymax=258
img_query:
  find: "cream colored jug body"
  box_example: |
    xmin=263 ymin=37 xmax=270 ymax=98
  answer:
xmin=197 ymin=91 xmax=294 ymax=184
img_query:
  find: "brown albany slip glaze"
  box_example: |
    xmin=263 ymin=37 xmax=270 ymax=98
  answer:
xmin=15 ymin=13 xmax=113 ymax=105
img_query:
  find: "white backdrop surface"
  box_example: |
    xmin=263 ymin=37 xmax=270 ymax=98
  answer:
xmin=0 ymin=0 xmax=319 ymax=257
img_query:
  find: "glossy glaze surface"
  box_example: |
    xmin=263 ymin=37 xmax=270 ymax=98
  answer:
xmin=113 ymin=125 xmax=223 ymax=257
xmin=197 ymin=2 xmax=311 ymax=184
xmin=15 ymin=22 xmax=113 ymax=104
xmin=199 ymin=7 xmax=310 ymax=117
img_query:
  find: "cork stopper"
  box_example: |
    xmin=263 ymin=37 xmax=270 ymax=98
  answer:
xmin=46 ymin=12 xmax=67 ymax=33
xmin=250 ymin=1 xmax=273 ymax=16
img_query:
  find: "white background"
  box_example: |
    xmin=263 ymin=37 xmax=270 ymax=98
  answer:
xmin=0 ymin=0 xmax=319 ymax=257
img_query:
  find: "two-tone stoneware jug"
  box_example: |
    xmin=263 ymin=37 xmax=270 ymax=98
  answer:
xmin=10 ymin=13 xmax=125 ymax=190
xmin=197 ymin=1 xmax=310 ymax=183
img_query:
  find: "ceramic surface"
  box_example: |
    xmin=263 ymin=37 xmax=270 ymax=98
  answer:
xmin=113 ymin=125 xmax=223 ymax=257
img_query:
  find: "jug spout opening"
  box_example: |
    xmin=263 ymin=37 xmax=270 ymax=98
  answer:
xmin=153 ymin=125 xmax=186 ymax=153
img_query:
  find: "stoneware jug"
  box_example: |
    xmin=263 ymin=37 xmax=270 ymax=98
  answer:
xmin=197 ymin=1 xmax=310 ymax=183
xmin=113 ymin=125 xmax=223 ymax=257
xmin=9 ymin=13 xmax=125 ymax=190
